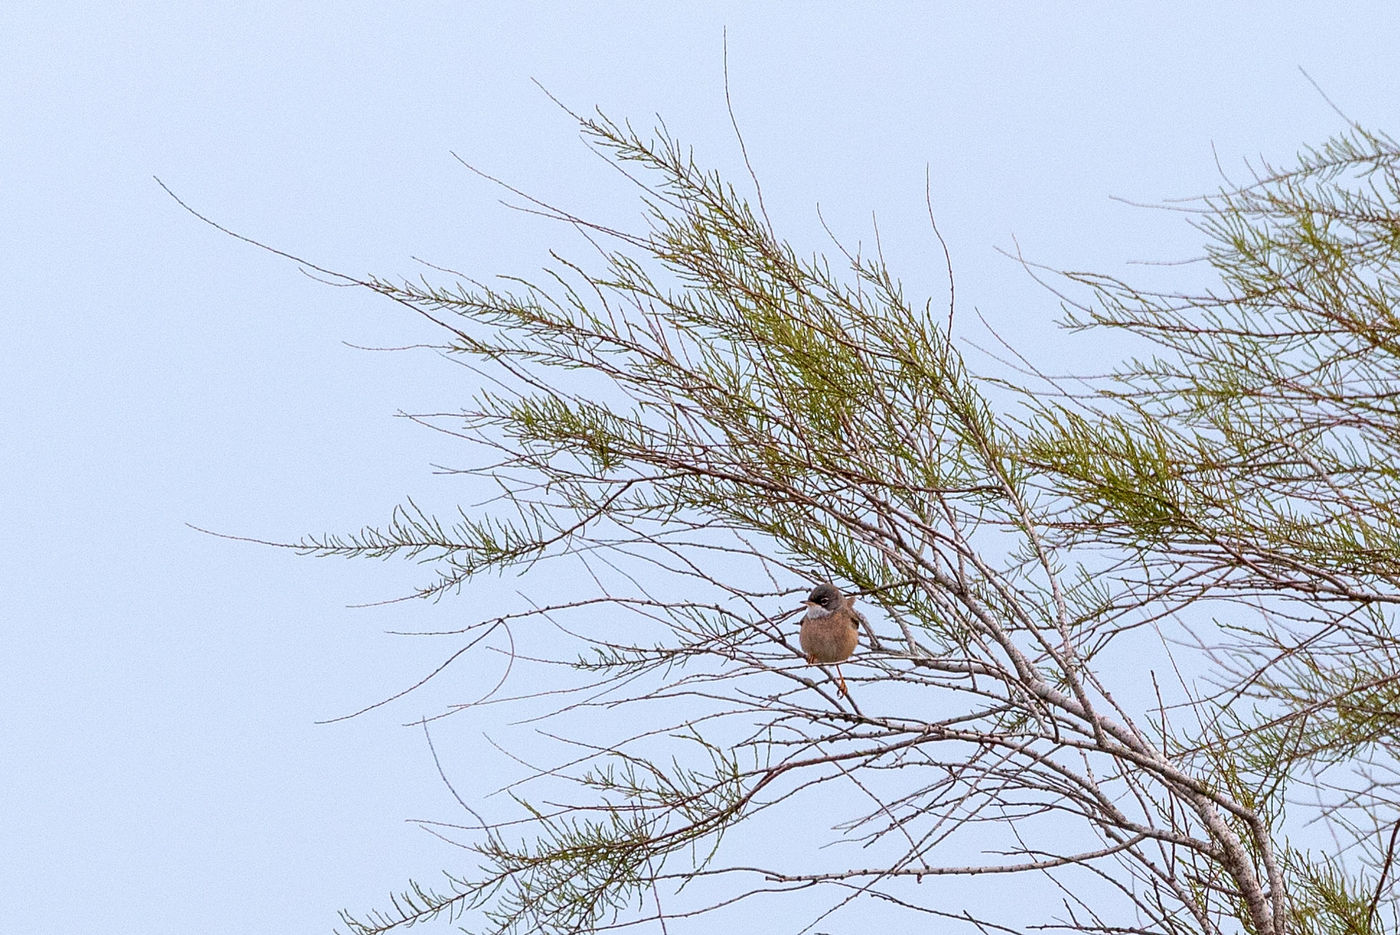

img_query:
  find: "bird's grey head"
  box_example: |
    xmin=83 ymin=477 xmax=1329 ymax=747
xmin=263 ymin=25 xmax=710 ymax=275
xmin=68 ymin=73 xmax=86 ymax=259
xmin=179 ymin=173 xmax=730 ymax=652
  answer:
xmin=803 ymin=583 xmax=843 ymax=617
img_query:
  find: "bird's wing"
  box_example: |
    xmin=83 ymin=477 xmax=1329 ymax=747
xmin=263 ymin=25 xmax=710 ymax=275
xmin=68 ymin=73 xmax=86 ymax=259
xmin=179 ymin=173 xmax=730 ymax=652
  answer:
xmin=852 ymin=606 xmax=881 ymax=649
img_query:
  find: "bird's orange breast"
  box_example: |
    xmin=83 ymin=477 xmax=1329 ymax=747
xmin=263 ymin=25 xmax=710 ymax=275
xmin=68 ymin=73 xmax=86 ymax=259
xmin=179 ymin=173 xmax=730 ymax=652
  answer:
xmin=800 ymin=612 xmax=859 ymax=663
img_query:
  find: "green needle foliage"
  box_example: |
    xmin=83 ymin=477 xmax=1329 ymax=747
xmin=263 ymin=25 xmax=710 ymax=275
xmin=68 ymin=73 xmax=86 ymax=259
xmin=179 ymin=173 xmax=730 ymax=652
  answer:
xmin=203 ymin=115 xmax=1400 ymax=935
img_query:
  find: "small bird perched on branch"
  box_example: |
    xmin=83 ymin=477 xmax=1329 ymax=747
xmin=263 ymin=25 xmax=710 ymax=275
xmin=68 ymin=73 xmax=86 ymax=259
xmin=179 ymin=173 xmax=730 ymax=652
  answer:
xmin=800 ymin=582 xmax=861 ymax=695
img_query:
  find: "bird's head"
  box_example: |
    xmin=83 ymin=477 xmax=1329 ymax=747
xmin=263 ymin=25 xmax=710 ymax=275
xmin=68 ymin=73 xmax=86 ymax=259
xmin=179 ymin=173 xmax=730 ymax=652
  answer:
xmin=802 ymin=582 xmax=844 ymax=615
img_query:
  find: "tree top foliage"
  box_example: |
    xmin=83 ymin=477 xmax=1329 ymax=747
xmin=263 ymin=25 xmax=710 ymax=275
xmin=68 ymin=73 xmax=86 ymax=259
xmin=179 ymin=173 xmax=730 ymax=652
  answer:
xmin=186 ymin=112 xmax=1400 ymax=935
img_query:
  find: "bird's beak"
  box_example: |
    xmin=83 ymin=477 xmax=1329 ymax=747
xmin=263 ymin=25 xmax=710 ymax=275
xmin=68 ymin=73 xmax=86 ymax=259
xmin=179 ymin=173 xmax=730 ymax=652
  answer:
xmin=800 ymin=600 xmax=814 ymax=609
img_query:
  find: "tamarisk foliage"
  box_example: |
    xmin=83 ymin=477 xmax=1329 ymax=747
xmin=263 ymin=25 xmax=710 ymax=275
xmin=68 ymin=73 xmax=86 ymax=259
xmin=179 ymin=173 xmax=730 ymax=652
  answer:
xmin=220 ymin=117 xmax=1400 ymax=934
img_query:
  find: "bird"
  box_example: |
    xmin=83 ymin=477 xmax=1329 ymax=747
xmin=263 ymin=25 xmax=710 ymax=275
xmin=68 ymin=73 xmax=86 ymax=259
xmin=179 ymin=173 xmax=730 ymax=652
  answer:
xmin=799 ymin=582 xmax=862 ymax=695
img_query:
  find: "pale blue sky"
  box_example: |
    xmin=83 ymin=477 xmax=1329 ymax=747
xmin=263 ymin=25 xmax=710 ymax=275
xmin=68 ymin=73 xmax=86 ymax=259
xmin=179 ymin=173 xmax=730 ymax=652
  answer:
xmin=4 ymin=4 xmax=1398 ymax=933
